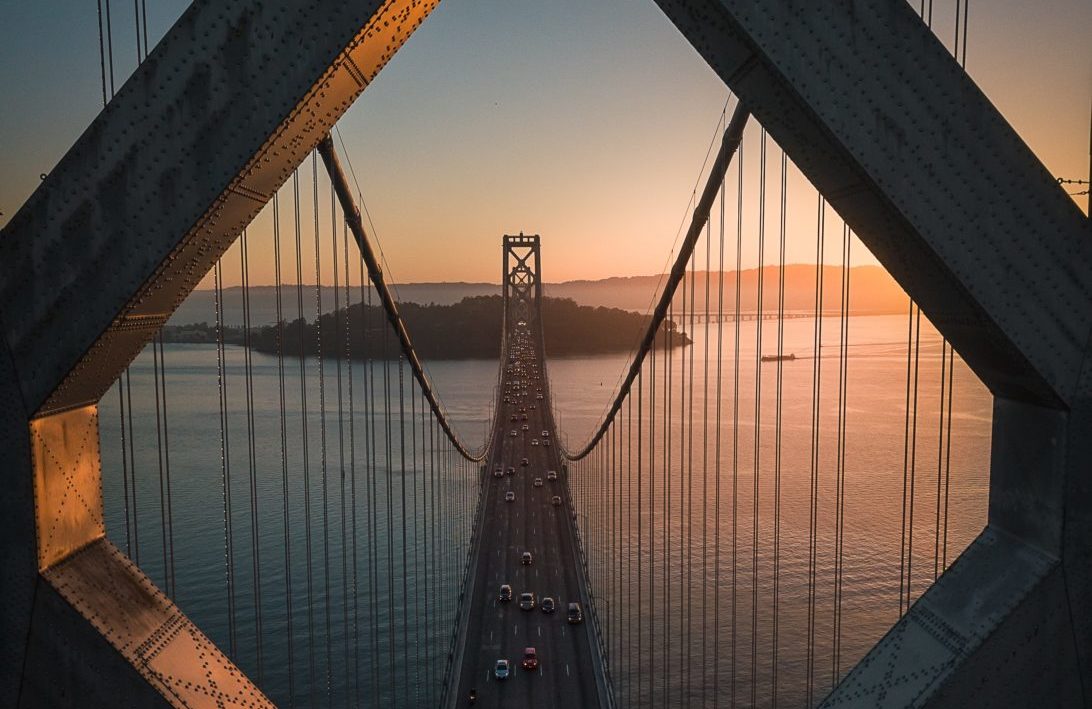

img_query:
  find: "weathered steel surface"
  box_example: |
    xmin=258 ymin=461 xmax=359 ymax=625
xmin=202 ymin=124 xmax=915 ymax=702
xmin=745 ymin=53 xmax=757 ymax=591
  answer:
xmin=652 ymin=0 xmax=1092 ymax=704
xmin=30 ymin=406 xmax=104 ymax=570
xmin=0 ymin=1 xmax=438 ymax=705
xmin=654 ymin=0 xmax=1092 ymax=408
xmin=0 ymin=0 xmax=438 ymax=418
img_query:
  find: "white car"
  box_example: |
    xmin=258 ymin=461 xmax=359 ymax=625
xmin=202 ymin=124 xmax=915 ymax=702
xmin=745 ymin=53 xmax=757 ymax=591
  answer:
xmin=546 ymin=470 xmax=558 ymax=481
xmin=533 ymin=477 xmax=543 ymax=487
xmin=541 ymin=431 xmax=549 ymax=438
xmin=531 ymin=439 xmax=539 ymax=446
xmin=505 ymin=491 xmax=516 ymax=503
xmin=510 ymin=430 xmax=518 ymax=437
xmin=495 ymin=659 xmax=510 ymax=680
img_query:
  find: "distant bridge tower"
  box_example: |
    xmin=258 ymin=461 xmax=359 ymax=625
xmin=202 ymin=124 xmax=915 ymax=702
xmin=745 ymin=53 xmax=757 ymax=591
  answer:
xmin=502 ymin=233 xmax=542 ymax=331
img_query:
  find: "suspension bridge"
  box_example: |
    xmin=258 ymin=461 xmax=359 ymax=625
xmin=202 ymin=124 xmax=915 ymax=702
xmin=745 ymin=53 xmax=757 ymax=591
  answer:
xmin=1 ymin=1 xmax=1090 ymax=708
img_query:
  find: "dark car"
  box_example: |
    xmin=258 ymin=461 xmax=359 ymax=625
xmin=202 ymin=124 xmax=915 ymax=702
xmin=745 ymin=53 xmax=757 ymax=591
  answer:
xmin=522 ymin=647 xmax=538 ymax=671
xmin=541 ymin=597 xmax=556 ymax=614
xmin=499 ymin=584 xmax=512 ymax=602
xmin=567 ymin=602 xmax=584 ymax=624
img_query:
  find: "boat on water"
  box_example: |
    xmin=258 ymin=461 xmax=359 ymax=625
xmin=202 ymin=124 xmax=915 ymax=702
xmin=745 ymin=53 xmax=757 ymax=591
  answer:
xmin=760 ymin=353 xmax=796 ymax=363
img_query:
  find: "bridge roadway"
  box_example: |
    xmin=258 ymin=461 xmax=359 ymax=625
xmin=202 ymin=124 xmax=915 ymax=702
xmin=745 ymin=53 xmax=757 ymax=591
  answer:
xmin=451 ymin=325 xmax=602 ymax=708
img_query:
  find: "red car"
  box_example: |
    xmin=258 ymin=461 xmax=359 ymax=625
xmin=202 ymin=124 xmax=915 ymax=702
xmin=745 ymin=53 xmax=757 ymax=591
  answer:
xmin=522 ymin=647 xmax=538 ymax=670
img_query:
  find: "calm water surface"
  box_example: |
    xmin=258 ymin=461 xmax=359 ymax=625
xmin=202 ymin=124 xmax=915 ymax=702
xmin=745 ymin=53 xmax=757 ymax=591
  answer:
xmin=100 ymin=314 xmax=990 ymax=707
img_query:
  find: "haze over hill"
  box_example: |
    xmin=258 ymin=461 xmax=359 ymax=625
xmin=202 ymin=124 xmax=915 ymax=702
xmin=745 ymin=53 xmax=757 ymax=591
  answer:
xmin=171 ymin=265 xmax=907 ymax=328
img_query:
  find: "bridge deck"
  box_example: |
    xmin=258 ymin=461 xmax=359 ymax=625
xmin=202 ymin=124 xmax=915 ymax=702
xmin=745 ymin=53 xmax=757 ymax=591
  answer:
xmin=451 ymin=325 xmax=602 ymax=708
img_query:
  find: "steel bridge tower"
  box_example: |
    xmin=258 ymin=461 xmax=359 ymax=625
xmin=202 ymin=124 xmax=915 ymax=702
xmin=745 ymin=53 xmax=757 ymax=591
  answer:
xmin=502 ymin=233 xmax=542 ymax=333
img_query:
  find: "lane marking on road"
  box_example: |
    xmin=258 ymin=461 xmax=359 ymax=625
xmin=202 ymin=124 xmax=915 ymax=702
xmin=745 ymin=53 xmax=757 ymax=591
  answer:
xmin=566 ymin=664 xmax=570 ymax=677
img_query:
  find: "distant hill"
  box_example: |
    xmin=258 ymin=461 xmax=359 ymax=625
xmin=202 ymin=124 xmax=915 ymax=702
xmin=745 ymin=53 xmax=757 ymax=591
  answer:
xmin=546 ymin=265 xmax=907 ymax=315
xmin=165 ymin=296 xmax=689 ymax=360
xmin=171 ymin=265 xmax=906 ymax=328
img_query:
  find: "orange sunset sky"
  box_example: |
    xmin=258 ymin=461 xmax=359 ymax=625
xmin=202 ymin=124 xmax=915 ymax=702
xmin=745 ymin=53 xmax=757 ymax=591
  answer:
xmin=2 ymin=1 xmax=1088 ymax=289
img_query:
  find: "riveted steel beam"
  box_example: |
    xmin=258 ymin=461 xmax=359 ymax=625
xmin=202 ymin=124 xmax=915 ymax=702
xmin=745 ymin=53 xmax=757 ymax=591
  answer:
xmin=0 ymin=1 xmax=439 ymax=705
xmin=654 ymin=0 xmax=1091 ymax=409
xmin=0 ymin=0 xmax=438 ymax=418
xmin=653 ymin=1 xmax=1092 ymax=705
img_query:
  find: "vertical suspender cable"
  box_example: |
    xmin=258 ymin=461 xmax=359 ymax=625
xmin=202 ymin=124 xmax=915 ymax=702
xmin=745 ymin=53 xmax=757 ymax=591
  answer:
xmin=343 ymin=218 xmax=360 ymax=704
xmin=751 ymin=128 xmax=767 ymax=707
xmin=410 ymin=380 xmax=421 ymax=706
xmin=649 ymin=332 xmax=657 ymax=706
xmin=126 ymin=369 xmax=139 ymax=564
xmin=292 ymin=169 xmax=317 ymax=702
xmin=214 ymin=258 xmax=237 ymax=656
xmin=833 ymin=223 xmax=852 ymax=680
xmin=151 ymin=332 xmax=169 ymax=593
xmin=659 ymin=301 xmax=668 ymax=699
xmin=103 ymin=0 xmax=115 ymax=96
xmin=626 ymin=395 xmax=633 ymax=705
xmin=714 ymin=153 xmax=726 ymax=709
xmin=806 ymin=195 xmax=826 ymax=705
xmin=701 ymin=200 xmax=712 ymax=709
xmin=330 ymin=193 xmax=350 ymax=700
xmin=907 ymin=307 xmax=923 ymax=608
xmin=942 ymin=351 xmax=955 ymax=570
xmin=899 ymin=298 xmax=913 ymax=616
xmin=686 ymin=245 xmax=696 ymax=709
xmin=241 ymin=227 xmax=262 ymax=682
xmin=398 ymin=358 xmax=411 ymax=703
xmin=312 ymin=156 xmax=333 ymax=702
xmin=731 ymin=136 xmax=744 ymax=709
xmin=637 ymin=368 xmax=644 ymax=706
xmin=273 ymin=193 xmax=296 ymax=705
xmin=934 ymin=340 xmax=947 ymax=582
xmin=382 ymin=326 xmax=396 ymax=706
xmin=366 ymin=276 xmax=381 ymax=707
xmin=771 ymin=148 xmax=787 ymax=707
xmin=118 ymin=370 xmax=132 ymax=556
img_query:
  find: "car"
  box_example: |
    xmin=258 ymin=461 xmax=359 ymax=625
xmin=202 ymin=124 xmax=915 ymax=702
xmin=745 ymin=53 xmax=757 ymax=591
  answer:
xmin=531 ymin=439 xmax=539 ymax=446
xmin=542 ymin=439 xmax=551 ymax=447
xmin=521 ymin=457 xmax=529 ymax=467
xmin=541 ymin=597 xmax=556 ymax=614
xmin=533 ymin=477 xmax=543 ymax=487
xmin=541 ymin=431 xmax=549 ymax=438
xmin=493 ymin=468 xmax=504 ymax=478
xmin=495 ymin=659 xmax=510 ymax=680
xmin=521 ymin=424 xmax=529 ymax=431
xmin=522 ymin=647 xmax=538 ymax=671
xmin=551 ymin=495 xmax=562 ymax=506
xmin=547 ymin=470 xmax=558 ymax=481
xmin=505 ymin=491 xmax=516 ymax=502
xmin=510 ymin=430 xmax=518 ymax=437
xmin=567 ymin=602 xmax=584 ymax=624
xmin=521 ymin=414 xmax=528 ymax=421
xmin=499 ymin=584 xmax=512 ymax=602
xmin=519 ymin=592 xmax=536 ymax=610
xmin=537 ymin=394 xmax=544 ymax=400
xmin=521 ymin=551 xmax=533 ymax=565
xmin=506 ymin=466 xmax=515 ymax=476
xmin=510 ymin=414 xmax=518 ymax=422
